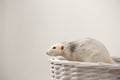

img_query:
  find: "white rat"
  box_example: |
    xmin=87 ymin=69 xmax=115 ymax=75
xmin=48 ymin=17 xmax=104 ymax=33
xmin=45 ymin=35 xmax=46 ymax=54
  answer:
xmin=46 ymin=38 xmax=115 ymax=64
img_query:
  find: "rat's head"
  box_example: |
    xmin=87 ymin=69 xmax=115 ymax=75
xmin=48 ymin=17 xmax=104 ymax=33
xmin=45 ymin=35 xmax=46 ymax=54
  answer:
xmin=46 ymin=43 xmax=65 ymax=56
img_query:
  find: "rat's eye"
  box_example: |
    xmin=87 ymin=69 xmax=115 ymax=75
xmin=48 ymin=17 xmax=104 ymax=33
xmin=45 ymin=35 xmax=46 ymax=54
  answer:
xmin=52 ymin=46 xmax=56 ymax=49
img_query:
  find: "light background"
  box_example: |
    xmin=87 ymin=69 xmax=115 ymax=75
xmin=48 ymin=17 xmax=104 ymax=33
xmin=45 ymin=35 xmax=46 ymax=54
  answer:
xmin=0 ymin=0 xmax=120 ymax=80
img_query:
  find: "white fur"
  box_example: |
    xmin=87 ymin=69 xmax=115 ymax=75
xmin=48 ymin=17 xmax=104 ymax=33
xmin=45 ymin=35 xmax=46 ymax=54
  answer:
xmin=47 ymin=43 xmax=64 ymax=56
xmin=47 ymin=38 xmax=116 ymax=64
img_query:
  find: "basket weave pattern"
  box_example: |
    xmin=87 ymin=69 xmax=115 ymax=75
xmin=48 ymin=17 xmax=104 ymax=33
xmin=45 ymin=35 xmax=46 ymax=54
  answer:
xmin=50 ymin=57 xmax=120 ymax=80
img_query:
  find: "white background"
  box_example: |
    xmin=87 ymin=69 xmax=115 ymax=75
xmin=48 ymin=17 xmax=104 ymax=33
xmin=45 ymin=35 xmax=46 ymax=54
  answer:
xmin=0 ymin=0 xmax=120 ymax=80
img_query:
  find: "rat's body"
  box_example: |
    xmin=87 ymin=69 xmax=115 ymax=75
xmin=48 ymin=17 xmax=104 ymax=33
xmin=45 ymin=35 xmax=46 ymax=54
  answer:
xmin=46 ymin=38 xmax=115 ymax=64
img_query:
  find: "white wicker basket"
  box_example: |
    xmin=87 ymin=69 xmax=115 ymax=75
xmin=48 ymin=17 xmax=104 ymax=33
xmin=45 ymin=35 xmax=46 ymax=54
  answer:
xmin=49 ymin=57 xmax=120 ymax=80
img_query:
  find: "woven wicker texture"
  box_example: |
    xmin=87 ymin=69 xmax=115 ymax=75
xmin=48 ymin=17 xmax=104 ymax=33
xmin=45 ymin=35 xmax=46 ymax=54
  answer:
xmin=49 ymin=57 xmax=120 ymax=80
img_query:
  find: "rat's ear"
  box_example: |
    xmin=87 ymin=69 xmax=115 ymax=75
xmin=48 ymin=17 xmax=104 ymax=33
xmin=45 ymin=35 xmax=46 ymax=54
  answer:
xmin=61 ymin=45 xmax=64 ymax=50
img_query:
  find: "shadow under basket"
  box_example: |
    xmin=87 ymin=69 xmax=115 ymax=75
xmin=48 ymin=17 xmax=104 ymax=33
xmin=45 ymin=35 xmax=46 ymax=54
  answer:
xmin=49 ymin=57 xmax=120 ymax=80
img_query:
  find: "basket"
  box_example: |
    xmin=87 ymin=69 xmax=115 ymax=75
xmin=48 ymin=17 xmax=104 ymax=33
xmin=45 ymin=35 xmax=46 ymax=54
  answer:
xmin=49 ymin=57 xmax=120 ymax=80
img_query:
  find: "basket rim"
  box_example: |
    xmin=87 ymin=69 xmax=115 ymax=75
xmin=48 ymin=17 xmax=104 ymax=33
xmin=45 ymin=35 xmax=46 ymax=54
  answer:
xmin=49 ymin=57 xmax=120 ymax=68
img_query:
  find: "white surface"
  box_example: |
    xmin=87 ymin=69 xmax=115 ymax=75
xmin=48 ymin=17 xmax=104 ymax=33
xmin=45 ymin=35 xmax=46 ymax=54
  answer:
xmin=0 ymin=0 xmax=120 ymax=80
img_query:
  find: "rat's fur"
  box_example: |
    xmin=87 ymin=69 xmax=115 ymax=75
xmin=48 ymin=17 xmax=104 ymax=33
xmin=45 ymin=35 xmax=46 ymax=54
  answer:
xmin=47 ymin=38 xmax=115 ymax=64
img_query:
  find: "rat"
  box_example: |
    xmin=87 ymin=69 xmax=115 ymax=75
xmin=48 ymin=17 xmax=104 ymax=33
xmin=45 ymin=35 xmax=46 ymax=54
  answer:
xmin=46 ymin=38 xmax=116 ymax=64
